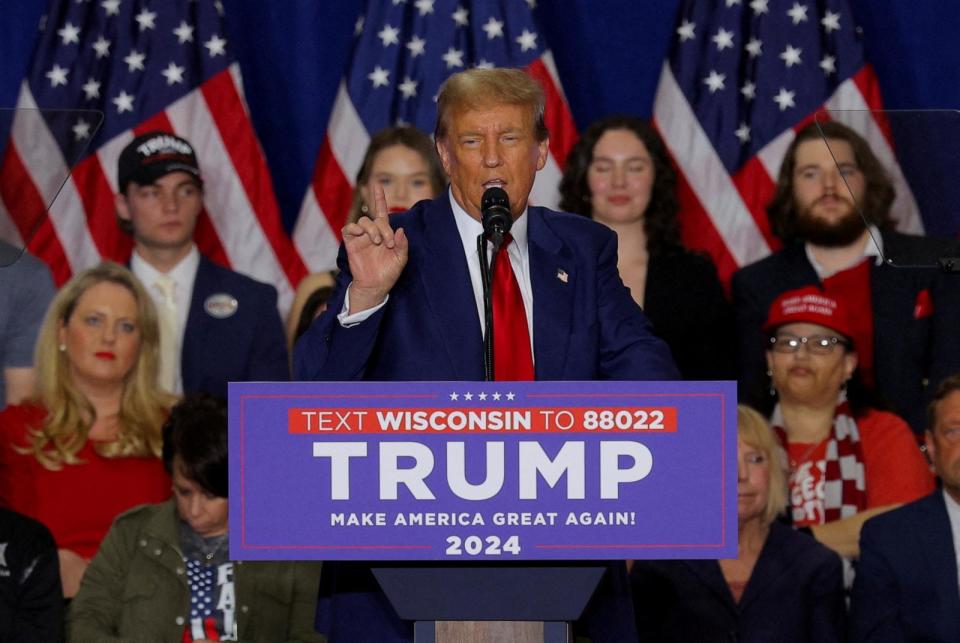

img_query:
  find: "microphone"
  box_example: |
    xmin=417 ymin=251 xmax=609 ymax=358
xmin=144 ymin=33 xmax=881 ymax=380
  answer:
xmin=481 ymin=187 xmax=512 ymax=244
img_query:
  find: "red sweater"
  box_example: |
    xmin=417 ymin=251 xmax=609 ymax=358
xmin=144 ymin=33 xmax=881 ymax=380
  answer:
xmin=0 ymin=403 xmax=170 ymax=559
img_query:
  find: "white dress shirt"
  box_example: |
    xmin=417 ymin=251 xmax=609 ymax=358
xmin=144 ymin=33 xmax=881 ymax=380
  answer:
xmin=339 ymin=190 xmax=536 ymax=356
xmin=130 ymin=245 xmax=200 ymax=393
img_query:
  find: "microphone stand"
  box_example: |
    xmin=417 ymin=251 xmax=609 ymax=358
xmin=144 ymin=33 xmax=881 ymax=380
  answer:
xmin=478 ymin=231 xmax=505 ymax=381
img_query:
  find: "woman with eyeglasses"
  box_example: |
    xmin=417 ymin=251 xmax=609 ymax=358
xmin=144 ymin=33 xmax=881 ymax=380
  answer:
xmin=764 ymin=286 xmax=934 ymax=559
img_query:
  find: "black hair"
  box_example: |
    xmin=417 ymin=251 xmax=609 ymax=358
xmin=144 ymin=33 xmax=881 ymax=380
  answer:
xmin=162 ymin=393 xmax=228 ymax=498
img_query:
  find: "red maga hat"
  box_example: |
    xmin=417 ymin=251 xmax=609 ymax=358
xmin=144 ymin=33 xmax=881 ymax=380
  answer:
xmin=762 ymin=286 xmax=854 ymax=340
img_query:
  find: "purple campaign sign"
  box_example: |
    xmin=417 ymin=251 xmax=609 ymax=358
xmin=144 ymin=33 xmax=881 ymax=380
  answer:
xmin=229 ymin=380 xmax=737 ymax=561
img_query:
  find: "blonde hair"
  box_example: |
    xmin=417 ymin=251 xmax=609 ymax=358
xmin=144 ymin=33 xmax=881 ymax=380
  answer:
xmin=738 ymin=404 xmax=788 ymax=525
xmin=434 ymin=67 xmax=548 ymax=142
xmin=24 ymin=262 xmax=174 ymax=469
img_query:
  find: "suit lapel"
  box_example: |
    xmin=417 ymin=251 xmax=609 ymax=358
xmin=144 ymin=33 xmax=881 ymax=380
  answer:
xmin=181 ymin=257 xmax=211 ymax=391
xmin=527 ymin=208 xmax=573 ymax=380
xmin=737 ymin=522 xmax=789 ymax=612
xmin=417 ymin=198 xmax=484 ymax=380
xmin=682 ymin=560 xmax=738 ymax=613
xmin=917 ymin=494 xmax=960 ymax=622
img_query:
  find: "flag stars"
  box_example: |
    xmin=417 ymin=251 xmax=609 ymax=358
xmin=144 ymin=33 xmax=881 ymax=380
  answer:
xmin=57 ymin=22 xmax=81 ymax=45
xmin=452 ymin=6 xmax=468 ymax=26
xmin=123 ymin=49 xmax=146 ymax=72
xmin=354 ymin=15 xmax=364 ymax=36
xmin=113 ymin=90 xmax=134 ymax=113
xmin=726 ymin=0 xmax=742 ymax=6
xmin=820 ymin=54 xmax=836 ymax=75
xmin=406 ymin=35 xmax=426 ymax=57
xmin=81 ymin=77 xmax=101 ymax=99
xmin=204 ymin=34 xmax=227 ymax=57
xmin=449 ymin=392 xmax=459 ymax=400
xmin=442 ymin=47 xmax=465 ymax=68
xmin=72 ymin=118 xmax=91 ymax=141
xmin=368 ymin=65 xmax=390 ymax=87
xmin=101 ymin=0 xmax=120 ymax=16
xmin=749 ymin=0 xmax=769 ymax=14
xmin=703 ymin=70 xmax=726 ymax=93
xmin=740 ymin=80 xmax=756 ymax=101
xmin=515 ymin=29 xmax=538 ymax=52
xmin=378 ymin=24 xmax=400 ymax=46
xmin=712 ymin=27 xmax=735 ymax=51
xmin=463 ymin=392 xmax=473 ymax=401
xmin=398 ymin=76 xmax=418 ymax=98
xmin=92 ymin=35 xmax=111 ymax=58
xmin=135 ymin=8 xmax=157 ymax=31
xmin=773 ymin=87 xmax=796 ymax=111
xmin=676 ymin=19 xmax=695 ymax=42
xmin=505 ymin=392 xmax=516 ymax=401
xmin=745 ymin=37 xmax=762 ymax=58
xmin=475 ymin=59 xmax=494 ymax=69
xmin=173 ymin=21 xmax=194 ymax=44
xmin=414 ymin=0 xmax=435 ymax=16
xmin=787 ymin=3 xmax=808 ymax=25
xmin=779 ymin=44 xmax=802 ymax=68
xmin=482 ymin=17 xmax=504 ymax=39
xmin=734 ymin=122 xmax=751 ymax=143
xmin=45 ymin=64 xmax=69 ymax=88
xmin=492 ymin=392 xmax=502 ymax=401
xmin=821 ymin=10 xmax=841 ymax=33
xmin=161 ymin=62 xmax=186 ymax=85
xmin=478 ymin=392 xmax=488 ymax=401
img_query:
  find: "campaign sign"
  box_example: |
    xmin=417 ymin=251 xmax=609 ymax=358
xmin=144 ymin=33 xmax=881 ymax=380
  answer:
xmin=229 ymin=380 xmax=737 ymax=561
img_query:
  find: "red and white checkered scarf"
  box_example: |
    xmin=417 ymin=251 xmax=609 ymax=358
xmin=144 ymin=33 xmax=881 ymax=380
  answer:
xmin=772 ymin=399 xmax=867 ymax=522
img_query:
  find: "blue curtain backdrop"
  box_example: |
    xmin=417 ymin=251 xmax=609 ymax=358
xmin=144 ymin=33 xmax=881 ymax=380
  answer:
xmin=2 ymin=0 xmax=959 ymax=234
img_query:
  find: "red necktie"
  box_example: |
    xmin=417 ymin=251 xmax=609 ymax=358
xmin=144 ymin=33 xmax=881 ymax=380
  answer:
xmin=492 ymin=234 xmax=534 ymax=381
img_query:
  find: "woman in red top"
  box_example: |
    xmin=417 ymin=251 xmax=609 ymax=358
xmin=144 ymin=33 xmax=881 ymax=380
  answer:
xmin=0 ymin=262 xmax=174 ymax=597
xmin=764 ymin=286 xmax=934 ymax=559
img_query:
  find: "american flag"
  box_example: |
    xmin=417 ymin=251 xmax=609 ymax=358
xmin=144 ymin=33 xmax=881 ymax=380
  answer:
xmin=292 ymin=0 xmax=579 ymax=273
xmin=0 ymin=0 xmax=305 ymax=309
xmin=653 ymin=0 xmax=923 ymax=284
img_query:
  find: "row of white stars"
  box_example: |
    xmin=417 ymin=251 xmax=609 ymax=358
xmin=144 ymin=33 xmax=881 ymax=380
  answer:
xmin=72 ymin=0 xmax=224 ymax=19
xmin=448 ymin=391 xmax=517 ymax=401
xmin=678 ymin=7 xmax=841 ymax=48
xmin=359 ymin=0 xmax=535 ymax=34
xmin=45 ymin=33 xmax=226 ymax=99
xmin=368 ymin=52 xmax=498 ymax=93
xmin=58 ymin=20 xmax=198 ymax=52
xmin=377 ymin=22 xmax=537 ymax=54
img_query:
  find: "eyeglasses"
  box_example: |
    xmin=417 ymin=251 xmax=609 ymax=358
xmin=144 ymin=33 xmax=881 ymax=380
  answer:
xmin=769 ymin=334 xmax=849 ymax=355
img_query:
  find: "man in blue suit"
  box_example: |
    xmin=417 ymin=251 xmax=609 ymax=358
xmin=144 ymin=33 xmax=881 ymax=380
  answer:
xmin=115 ymin=132 xmax=288 ymax=398
xmin=851 ymin=374 xmax=960 ymax=642
xmin=294 ymin=68 xmax=677 ymax=383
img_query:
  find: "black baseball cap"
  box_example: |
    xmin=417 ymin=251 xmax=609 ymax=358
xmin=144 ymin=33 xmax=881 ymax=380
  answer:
xmin=117 ymin=131 xmax=202 ymax=191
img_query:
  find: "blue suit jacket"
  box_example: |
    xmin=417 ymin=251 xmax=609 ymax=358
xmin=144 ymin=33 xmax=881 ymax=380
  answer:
xmin=181 ymin=257 xmax=288 ymax=398
xmin=294 ymin=195 xmax=679 ymax=381
xmin=631 ymin=522 xmax=845 ymax=643
xmin=852 ymin=491 xmax=960 ymax=642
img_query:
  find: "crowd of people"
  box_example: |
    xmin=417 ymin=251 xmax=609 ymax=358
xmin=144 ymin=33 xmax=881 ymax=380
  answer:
xmin=1 ymin=66 xmax=959 ymax=642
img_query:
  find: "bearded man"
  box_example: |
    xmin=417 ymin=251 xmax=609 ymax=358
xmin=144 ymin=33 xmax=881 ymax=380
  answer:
xmin=732 ymin=121 xmax=960 ymax=432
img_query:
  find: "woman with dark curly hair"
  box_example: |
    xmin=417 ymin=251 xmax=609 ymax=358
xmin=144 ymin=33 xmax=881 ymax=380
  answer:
xmin=559 ymin=115 xmax=733 ymax=379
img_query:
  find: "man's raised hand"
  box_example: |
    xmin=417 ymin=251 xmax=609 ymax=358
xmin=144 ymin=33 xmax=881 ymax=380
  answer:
xmin=341 ymin=184 xmax=408 ymax=314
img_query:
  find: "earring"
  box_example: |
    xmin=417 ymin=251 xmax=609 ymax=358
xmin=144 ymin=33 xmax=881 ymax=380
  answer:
xmin=767 ymin=369 xmax=776 ymax=397
xmin=360 ymin=203 xmax=369 ymax=214
xmin=59 ymin=343 xmax=66 ymax=353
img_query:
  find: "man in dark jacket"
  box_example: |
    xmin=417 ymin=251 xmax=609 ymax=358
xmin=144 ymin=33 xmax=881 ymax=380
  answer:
xmin=0 ymin=508 xmax=62 ymax=642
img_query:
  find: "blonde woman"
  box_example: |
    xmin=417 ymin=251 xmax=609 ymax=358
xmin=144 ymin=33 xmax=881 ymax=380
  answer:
xmin=0 ymin=262 xmax=174 ymax=597
xmin=631 ymin=406 xmax=845 ymax=642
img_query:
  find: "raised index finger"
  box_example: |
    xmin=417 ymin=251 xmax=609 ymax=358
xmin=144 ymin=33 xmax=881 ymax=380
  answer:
xmin=372 ymin=183 xmax=389 ymax=220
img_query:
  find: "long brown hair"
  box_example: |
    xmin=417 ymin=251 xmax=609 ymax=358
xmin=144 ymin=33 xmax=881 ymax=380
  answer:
xmin=766 ymin=120 xmax=896 ymax=241
xmin=558 ymin=115 xmax=681 ymax=255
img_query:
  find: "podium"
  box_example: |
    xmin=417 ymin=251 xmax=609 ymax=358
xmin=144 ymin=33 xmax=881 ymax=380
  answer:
xmin=373 ymin=564 xmax=605 ymax=642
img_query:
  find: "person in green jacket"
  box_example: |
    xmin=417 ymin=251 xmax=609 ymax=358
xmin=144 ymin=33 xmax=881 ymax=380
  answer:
xmin=68 ymin=394 xmax=324 ymax=642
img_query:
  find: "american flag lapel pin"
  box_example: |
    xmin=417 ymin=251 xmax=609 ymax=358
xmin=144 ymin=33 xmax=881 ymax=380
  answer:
xmin=556 ymin=268 xmax=568 ymax=283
